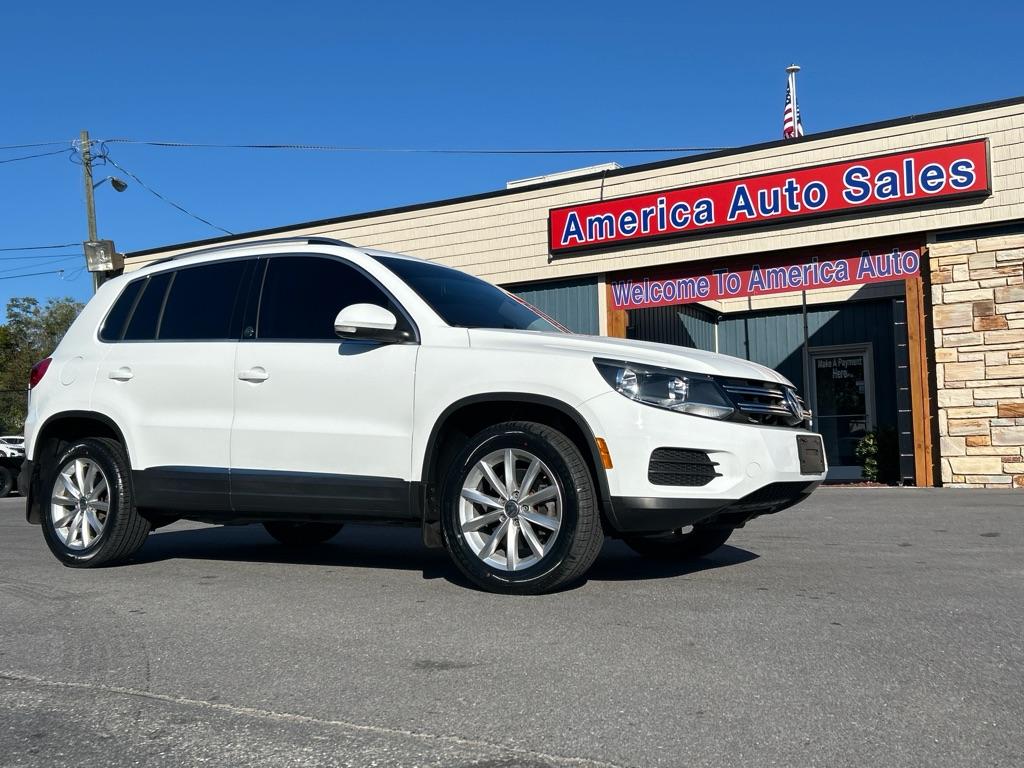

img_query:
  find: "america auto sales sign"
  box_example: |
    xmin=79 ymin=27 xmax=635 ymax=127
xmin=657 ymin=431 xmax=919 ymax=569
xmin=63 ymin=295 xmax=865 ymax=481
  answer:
xmin=548 ymin=140 xmax=990 ymax=256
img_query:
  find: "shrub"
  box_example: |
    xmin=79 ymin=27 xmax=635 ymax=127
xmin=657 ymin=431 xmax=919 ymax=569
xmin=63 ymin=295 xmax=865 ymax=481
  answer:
xmin=854 ymin=426 xmax=900 ymax=484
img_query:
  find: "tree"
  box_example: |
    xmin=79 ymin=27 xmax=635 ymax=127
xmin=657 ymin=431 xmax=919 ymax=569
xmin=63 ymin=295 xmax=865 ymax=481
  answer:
xmin=0 ymin=297 xmax=85 ymax=433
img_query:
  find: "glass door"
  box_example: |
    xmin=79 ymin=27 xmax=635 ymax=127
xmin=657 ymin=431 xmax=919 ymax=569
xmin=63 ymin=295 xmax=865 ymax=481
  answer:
xmin=809 ymin=345 xmax=875 ymax=481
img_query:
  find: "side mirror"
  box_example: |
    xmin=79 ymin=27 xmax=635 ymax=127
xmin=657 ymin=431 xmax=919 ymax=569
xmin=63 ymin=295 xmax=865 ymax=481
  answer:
xmin=334 ymin=304 xmax=408 ymax=343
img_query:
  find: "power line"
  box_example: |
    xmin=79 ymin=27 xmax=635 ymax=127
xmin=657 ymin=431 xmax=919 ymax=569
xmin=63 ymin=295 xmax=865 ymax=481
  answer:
xmin=0 ymin=141 xmax=70 ymax=151
xmin=0 ymin=269 xmax=66 ymax=281
xmin=6 ymin=137 xmax=733 ymax=156
xmin=100 ymin=152 xmax=233 ymax=235
xmin=101 ymin=138 xmax=730 ymax=156
xmin=0 ymin=255 xmax=80 ymax=273
xmin=0 ymin=243 xmax=78 ymax=253
xmin=0 ymin=252 xmax=82 ymax=264
xmin=0 ymin=148 xmax=71 ymax=165
xmin=64 ymin=266 xmax=88 ymax=281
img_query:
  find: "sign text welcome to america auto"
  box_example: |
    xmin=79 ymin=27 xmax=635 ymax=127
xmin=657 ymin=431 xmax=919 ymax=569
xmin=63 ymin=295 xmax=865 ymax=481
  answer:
xmin=609 ymin=243 xmax=922 ymax=310
xmin=548 ymin=140 xmax=990 ymax=255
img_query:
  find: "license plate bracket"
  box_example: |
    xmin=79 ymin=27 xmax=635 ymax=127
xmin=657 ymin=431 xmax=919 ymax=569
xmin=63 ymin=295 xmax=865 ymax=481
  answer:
xmin=796 ymin=435 xmax=826 ymax=475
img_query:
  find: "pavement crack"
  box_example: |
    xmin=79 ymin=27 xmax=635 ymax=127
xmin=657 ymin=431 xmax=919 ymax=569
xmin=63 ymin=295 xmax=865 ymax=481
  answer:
xmin=0 ymin=671 xmax=630 ymax=768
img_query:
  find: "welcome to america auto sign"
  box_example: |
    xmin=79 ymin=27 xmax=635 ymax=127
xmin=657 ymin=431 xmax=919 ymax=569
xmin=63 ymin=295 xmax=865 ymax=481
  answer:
xmin=608 ymin=243 xmax=922 ymax=309
xmin=548 ymin=140 xmax=990 ymax=255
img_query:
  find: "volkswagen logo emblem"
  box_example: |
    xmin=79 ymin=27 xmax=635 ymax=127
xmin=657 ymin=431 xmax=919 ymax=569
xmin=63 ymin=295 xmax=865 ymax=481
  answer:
xmin=784 ymin=389 xmax=802 ymax=419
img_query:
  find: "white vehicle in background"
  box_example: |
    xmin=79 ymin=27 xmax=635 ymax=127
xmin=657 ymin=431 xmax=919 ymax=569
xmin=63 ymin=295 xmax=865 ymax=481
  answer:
xmin=18 ymin=237 xmax=826 ymax=594
xmin=0 ymin=437 xmax=24 ymax=497
xmin=1 ymin=436 xmax=25 ymax=453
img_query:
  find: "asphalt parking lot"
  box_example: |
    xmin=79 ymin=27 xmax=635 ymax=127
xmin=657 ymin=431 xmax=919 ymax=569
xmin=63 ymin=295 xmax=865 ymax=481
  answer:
xmin=1 ymin=487 xmax=1021 ymax=767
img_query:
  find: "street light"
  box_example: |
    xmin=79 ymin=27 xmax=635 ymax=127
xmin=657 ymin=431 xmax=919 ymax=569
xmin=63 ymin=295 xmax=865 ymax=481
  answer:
xmin=93 ymin=176 xmax=128 ymax=193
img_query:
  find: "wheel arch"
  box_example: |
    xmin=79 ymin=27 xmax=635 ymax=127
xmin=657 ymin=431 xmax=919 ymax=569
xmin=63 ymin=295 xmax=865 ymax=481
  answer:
xmin=24 ymin=410 xmax=131 ymax=524
xmin=419 ymin=393 xmax=611 ymax=545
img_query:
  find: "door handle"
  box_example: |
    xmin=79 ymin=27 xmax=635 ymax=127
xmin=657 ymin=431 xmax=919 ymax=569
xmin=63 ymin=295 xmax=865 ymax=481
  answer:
xmin=108 ymin=367 xmax=133 ymax=381
xmin=238 ymin=367 xmax=269 ymax=383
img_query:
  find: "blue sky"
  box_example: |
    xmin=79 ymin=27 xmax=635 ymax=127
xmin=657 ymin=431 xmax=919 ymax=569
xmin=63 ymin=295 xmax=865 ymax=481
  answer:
xmin=3 ymin=0 xmax=1022 ymax=314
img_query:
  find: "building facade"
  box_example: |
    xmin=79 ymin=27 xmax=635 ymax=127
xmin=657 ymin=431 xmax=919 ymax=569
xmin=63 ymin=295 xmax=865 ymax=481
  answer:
xmin=127 ymin=98 xmax=1024 ymax=488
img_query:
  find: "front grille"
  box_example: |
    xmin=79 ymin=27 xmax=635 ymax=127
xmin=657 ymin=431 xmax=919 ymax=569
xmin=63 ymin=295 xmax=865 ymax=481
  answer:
xmin=719 ymin=378 xmax=810 ymax=428
xmin=648 ymin=448 xmax=721 ymax=486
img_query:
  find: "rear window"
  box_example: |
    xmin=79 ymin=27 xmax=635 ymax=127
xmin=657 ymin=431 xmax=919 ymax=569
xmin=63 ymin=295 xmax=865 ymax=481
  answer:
xmin=122 ymin=272 xmax=172 ymax=341
xmin=158 ymin=260 xmax=249 ymax=340
xmin=102 ymin=261 xmax=251 ymax=342
xmin=100 ymin=279 xmax=144 ymax=341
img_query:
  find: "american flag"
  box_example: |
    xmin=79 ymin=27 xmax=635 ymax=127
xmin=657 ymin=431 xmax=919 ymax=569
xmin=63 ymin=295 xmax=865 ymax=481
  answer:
xmin=783 ymin=81 xmax=803 ymax=139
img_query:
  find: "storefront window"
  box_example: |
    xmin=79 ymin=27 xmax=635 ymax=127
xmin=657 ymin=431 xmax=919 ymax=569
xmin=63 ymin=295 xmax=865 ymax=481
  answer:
xmin=810 ymin=347 xmax=874 ymax=476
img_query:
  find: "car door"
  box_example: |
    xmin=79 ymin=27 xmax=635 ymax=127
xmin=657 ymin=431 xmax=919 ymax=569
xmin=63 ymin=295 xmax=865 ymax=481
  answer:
xmin=92 ymin=258 xmax=254 ymax=510
xmin=229 ymin=254 xmax=419 ymax=520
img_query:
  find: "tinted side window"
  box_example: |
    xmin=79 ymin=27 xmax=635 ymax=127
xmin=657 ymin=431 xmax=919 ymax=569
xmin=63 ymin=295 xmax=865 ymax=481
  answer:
xmin=257 ymin=256 xmax=396 ymax=340
xmin=158 ymin=260 xmax=249 ymax=340
xmin=123 ymin=272 xmax=172 ymax=341
xmin=100 ymin=278 xmax=144 ymax=341
xmin=377 ymin=256 xmax=562 ymax=333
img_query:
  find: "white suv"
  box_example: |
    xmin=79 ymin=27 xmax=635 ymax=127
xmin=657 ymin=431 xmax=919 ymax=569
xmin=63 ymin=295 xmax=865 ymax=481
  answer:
xmin=20 ymin=238 xmax=825 ymax=593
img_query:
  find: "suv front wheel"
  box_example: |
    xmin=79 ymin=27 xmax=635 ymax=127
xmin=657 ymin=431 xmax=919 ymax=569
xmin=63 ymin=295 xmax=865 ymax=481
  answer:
xmin=441 ymin=421 xmax=604 ymax=594
xmin=40 ymin=438 xmax=151 ymax=567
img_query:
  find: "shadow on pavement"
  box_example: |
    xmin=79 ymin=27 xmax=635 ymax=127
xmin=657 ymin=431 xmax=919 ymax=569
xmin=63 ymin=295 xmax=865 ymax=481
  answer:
xmin=132 ymin=523 xmax=759 ymax=589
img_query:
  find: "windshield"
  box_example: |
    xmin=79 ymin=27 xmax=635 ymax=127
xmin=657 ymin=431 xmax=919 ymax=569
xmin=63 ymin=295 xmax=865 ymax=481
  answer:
xmin=376 ymin=256 xmax=566 ymax=333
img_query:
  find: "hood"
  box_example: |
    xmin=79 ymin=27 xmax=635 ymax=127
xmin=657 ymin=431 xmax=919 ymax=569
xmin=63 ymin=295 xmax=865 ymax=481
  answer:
xmin=467 ymin=329 xmax=794 ymax=386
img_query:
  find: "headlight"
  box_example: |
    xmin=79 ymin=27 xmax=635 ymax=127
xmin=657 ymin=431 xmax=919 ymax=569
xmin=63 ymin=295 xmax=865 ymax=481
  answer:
xmin=594 ymin=359 xmax=735 ymax=419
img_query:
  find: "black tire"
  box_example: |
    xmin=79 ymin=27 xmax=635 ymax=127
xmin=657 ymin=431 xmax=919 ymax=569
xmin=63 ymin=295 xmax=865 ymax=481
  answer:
xmin=0 ymin=464 xmax=13 ymax=498
xmin=622 ymin=525 xmax=733 ymax=560
xmin=440 ymin=421 xmax=604 ymax=595
xmin=40 ymin=438 xmax=151 ymax=567
xmin=263 ymin=521 xmax=343 ymax=546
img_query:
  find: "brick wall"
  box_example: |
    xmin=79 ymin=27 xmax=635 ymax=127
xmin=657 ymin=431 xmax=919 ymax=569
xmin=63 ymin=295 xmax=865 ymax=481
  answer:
xmin=931 ymin=234 xmax=1024 ymax=487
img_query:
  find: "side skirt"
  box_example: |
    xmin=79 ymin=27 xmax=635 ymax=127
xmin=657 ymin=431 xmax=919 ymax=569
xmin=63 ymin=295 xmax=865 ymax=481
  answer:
xmin=132 ymin=466 xmax=421 ymax=525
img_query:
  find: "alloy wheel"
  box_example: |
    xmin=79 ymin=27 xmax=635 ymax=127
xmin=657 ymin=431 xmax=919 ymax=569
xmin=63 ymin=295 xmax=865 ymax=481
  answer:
xmin=50 ymin=457 xmax=110 ymax=550
xmin=458 ymin=448 xmax=563 ymax=572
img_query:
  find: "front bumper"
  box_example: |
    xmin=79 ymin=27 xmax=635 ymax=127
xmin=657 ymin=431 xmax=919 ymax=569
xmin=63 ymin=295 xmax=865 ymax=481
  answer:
xmin=578 ymin=391 xmax=827 ymax=533
xmin=608 ymin=480 xmax=820 ymax=533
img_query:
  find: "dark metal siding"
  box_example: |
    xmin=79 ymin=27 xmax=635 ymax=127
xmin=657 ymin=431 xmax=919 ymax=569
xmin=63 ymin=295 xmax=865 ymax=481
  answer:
xmin=506 ymin=277 xmax=599 ymax=335
xmin=627 ymin=303 xmax=717 ymax=351
xmin=717 ymin=299 xmax=897 ymax=431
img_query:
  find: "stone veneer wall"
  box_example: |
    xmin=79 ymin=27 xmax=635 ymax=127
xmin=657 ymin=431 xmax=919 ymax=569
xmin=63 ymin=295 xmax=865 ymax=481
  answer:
xmin=930 ymin=233 xmax=1024 ymax=488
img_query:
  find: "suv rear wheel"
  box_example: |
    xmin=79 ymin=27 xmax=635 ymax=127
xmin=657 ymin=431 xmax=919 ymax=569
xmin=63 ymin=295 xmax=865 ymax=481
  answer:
xmin=440 ymin=421 xmax=604 ymax=594
xmin=40 ymin=438 xmax=151 ymax=567
xmin=622 ymin=525 xmax=733 ymax=560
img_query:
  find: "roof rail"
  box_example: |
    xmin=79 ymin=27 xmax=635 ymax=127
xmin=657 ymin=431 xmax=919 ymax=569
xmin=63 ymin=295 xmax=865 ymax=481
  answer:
xmin=145 ymin=236 xmax=357 ymax=267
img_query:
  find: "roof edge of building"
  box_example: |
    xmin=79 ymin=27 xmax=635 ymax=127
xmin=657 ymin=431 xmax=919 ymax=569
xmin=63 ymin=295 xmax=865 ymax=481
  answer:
xmin=127 ymin=93 xmax=1024 ymax=259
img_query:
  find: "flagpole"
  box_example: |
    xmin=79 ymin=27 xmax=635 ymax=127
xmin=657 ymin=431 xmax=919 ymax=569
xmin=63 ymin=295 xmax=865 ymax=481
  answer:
xmin=786 ymin=64 xmax=801 ymax=136
xmin=787 ymin=64 xmax=807 ymax=393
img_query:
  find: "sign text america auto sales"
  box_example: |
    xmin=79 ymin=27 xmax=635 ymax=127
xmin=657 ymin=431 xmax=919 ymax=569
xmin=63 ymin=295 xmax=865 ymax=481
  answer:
xmin=548 ymin=140 xmax=990 ymax=255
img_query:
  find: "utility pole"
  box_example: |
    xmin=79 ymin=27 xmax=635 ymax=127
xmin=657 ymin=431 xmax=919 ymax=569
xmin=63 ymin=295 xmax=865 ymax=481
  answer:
xmin=80 ymin=130 xmax=100 ymax=292
xmin=79 ymin=129 xmax=123 ymax=292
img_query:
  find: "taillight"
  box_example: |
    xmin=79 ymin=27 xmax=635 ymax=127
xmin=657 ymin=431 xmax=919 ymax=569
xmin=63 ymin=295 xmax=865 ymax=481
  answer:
xmin=29 ymin=357 xmax=52 ymax=389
